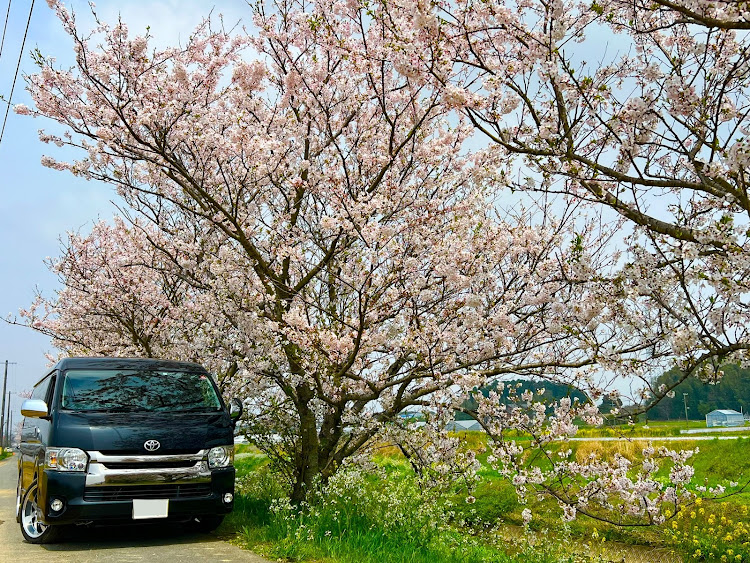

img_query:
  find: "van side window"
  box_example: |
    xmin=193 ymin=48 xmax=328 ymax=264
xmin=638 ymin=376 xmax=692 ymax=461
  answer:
xmin=32 ymin=375 xmax=52 ymax=402
xmin=45 ymin=374 xmax=57 ymax=406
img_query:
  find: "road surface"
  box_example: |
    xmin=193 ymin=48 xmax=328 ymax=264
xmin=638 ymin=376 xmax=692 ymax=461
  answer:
xmin=570 ymin=435 xmax=749 ymax=441
xmin=0 ymin=454 xmax=273 ymax=562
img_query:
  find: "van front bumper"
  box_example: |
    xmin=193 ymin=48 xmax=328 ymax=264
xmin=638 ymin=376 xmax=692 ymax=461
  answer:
xmin=37 ymin=452 xmax=235 ymax=525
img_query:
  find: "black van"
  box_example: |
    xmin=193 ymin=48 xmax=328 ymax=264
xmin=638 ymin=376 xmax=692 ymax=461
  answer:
xmin=17 ymin=357 xmax=243 ymax=543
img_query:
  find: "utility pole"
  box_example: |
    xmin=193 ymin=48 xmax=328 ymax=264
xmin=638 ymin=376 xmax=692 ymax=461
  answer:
xmin=5 ymin=410 xmax=11 ymax=449
xmin=4 ymin=391 xmax=10 ymax=449
xmin=0 ymin=361 xmax=17 ymax=453
xmin=0 ymin=361 xmax=7 ymax=453
xmin=683 ymin=393 xmax=690 ymax=430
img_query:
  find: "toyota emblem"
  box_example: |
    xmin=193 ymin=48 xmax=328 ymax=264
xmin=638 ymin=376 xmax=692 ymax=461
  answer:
xmin=144 ymin=439 xmax=161 ymax=452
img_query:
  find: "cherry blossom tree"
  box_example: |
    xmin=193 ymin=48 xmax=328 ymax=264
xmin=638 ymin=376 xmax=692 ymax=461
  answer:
xmin=17 ymin=0 xmax=627 ymax=503
xmin=18 ymin=0 xmax=707 ymax=521
xmin=14 ymin=215 xmax=245 ymax=385
xmin=363 ymin=0 xmax=750 ymax=408
xmin=267 ymin=0 xmax=750 ymax=523
xmin=20 ymin=218 xmax=185 ymax=359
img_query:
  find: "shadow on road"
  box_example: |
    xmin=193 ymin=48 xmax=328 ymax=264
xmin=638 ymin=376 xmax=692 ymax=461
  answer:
xmin=39 ymin=522 xmax=228 ymax=552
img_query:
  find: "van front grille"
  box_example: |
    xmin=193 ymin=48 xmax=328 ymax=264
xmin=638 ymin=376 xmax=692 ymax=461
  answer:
xmin=100 ymin=460 xmax=199 ymax=470
xmin=97 ymin=449 xmax=201 ymax=456
xmin=83 ymin=484 xmax=212 ymax=501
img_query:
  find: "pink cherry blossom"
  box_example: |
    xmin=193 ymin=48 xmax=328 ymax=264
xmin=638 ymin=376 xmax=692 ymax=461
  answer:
xmin=18 ymin=0 xmax=730 ymax=523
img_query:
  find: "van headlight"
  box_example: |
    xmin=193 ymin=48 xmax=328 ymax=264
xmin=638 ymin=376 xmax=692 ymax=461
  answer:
xmin=46 ymin=448 xmax=88 ymax=472
xmin=207 ymin=445 xmax=234 ymax=468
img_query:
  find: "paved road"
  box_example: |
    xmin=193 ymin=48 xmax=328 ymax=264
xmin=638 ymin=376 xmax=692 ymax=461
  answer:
xmin=0 ymin=455 xmax=273 ymax=562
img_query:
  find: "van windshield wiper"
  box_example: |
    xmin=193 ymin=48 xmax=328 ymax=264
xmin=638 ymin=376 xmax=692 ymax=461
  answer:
xmin=74 ymin=406 xmax=142 ymax=413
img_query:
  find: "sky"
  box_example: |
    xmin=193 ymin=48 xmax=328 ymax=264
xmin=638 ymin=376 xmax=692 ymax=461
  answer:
xmin=0 ymin=0 xmax=248 ymax=425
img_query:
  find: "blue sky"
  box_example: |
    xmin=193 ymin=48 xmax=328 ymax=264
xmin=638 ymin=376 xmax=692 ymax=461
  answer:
xmin=0 ymin=0 xmax=247 ymax=418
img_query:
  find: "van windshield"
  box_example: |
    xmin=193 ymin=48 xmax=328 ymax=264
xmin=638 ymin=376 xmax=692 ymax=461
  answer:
xmin=61 ymin=369 xmax=222 ymax=413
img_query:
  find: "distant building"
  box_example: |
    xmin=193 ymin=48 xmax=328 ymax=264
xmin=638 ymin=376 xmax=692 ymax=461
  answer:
xmin=706 ymin=409 xmax=745 ymax=428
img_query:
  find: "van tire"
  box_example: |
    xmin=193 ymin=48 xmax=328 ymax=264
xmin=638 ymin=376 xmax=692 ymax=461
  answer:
xmin=15 ymin=472 xmax=23 ymax=524
xmin=19 ymin=483 xmax=61 ymax=544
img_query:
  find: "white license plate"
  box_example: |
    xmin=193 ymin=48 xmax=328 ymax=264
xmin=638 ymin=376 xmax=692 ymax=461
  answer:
xmin=132 ymin=499 xmax=169 ymax=520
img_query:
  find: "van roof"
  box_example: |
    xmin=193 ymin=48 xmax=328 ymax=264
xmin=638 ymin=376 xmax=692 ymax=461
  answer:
xmin=52 ymin=357 xmax=207 ymax=373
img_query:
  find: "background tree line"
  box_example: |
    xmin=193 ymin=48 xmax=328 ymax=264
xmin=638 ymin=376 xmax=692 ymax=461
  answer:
xmin=648 ymin=365 xmax=750 ymax=420
xmin=455 ymin=380 xmax=589 ymax=421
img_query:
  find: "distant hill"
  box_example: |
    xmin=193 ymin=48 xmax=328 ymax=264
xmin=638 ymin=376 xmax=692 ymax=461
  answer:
xmin=455 ymin=379 xmax=589 ymax=421
xmin=648 ymin=364 xmax=750 ymax=420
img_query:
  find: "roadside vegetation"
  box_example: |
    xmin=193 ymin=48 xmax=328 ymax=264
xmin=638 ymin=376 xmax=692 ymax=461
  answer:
xmin=0 ymin=450 xmax=12 ymax=462
xmin=226 ymin=450 xmax=587 ymax=563
xmin=226 ymin=436 xmax=750 ymax=562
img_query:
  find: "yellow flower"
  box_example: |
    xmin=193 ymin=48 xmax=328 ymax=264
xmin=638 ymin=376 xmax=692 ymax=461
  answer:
xmin=691 ymin=512 xmax=697 ymax=519
xmin=700 ymin=508 xmax=705 ymax=515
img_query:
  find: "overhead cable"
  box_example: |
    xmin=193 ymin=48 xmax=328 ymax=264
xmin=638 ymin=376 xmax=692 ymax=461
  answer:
xmin=0 ymin=0 xmax=11 ymax=60
xmin=0 ymin=0 xmax=34 ymax=149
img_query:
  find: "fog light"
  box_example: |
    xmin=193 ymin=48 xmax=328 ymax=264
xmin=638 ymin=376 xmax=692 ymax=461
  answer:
xmin=50 ymin=498 xmax=64 ymax=512
xmin=223 ymin=493 xmax=233 ymax=504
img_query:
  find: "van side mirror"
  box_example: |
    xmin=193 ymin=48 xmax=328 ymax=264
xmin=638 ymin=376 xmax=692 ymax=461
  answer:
xmin=229 ymin=398 xmax=243 ymax=421
xmin=21 ymin=399 xmax=48 ymax=418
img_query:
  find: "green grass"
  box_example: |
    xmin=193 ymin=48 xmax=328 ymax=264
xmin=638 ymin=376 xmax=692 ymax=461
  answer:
xmin=226 ymin=436 xmax=750 ymax=563
xmin=692 ymin=437 xmax=750 ymax=483
xmin=577 ymin=419 xmax=750 ymax=438
xmin=0 ymin=449 xmax=13 ymax=461
xmin=502 ymin=437 xmax=750 ymax=559
xmin=226 ymin=449 xmax=588 ymax=562
xmin=452 ymin=420 xmax=750 ymax=442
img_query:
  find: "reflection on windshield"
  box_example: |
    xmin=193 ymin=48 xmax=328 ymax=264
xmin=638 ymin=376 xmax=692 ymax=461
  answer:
xmin=61 ymin=369 xmax=222 ymax=413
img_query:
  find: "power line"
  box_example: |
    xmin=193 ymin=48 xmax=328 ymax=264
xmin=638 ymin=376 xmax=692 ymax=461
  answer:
xmin=0 ymin=0 xmax=12 ymax=60
xmin=0 ymin=0 xmax=34 ymax=149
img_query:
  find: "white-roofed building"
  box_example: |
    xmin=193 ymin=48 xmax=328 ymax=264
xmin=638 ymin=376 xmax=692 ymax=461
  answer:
xmin=706 ymin=409 xmax=745 ymax=428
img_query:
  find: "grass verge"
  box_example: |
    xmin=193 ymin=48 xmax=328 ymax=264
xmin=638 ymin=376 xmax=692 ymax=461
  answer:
xmin=225 ymin=454 xmax=589 ymax=562
xmin=225 ymin=437 xmax=750 ymax=563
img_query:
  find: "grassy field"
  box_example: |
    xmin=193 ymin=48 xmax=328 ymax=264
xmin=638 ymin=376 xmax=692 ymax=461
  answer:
xmin=226 ymin=437 xmax=750 ymax=562
xmin=577 ymin=419 xmax=750 ymax=438
xmin=226 ymin=452 xmax=581 ymax=563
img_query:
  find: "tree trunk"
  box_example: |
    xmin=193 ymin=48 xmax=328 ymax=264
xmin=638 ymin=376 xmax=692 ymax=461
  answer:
xmin=290 ymin=387 xmax=320 ymax=504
